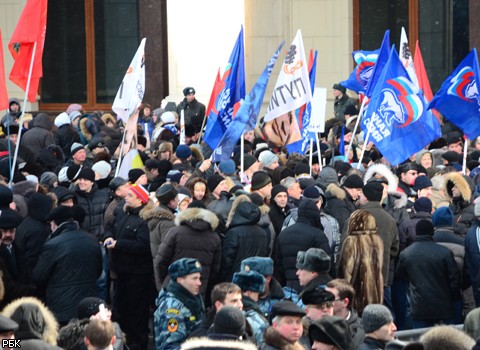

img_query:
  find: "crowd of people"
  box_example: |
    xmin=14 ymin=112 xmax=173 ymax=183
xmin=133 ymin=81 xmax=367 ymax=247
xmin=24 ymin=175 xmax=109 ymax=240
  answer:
xmin=1 ymin=83 xmax=480 ymax=350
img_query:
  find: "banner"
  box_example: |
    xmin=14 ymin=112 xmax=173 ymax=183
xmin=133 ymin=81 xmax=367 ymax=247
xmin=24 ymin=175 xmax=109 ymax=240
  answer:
xmin=399 ymin=27 xmax=418 ymax=86
xmin=365 ymin=30 xmax=391 ymax=98
xmin=341 ymin=49 xmax=379 ymax=94
xmin=0 ymin=30 xmax=8 ymax=110
xmin=9 ymin=0 xmax=48 ymax=102
xmin=112 ymin=38 xmax=146 ymax=123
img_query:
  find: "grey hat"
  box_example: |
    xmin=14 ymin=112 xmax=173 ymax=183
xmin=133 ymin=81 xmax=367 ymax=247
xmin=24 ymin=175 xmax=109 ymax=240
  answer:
xmin=296 ymin=248 xmax=330 ymax=273
xmin=156 ymin=184 xmax=178 ymax=204
xmin=317 ymin=167 xmax=338 ymax=187
xmin=168 ymin=258 xmax=202 ymax=279
xmin=109 ymin=177 xmax=128 ymax=192
xmin=241 ymin=257 xmax=274 ymax=276
xmin=232 ymin=271 xmax=266 ymax=293
xmin=0 ymin=315 xmax=18 ymax=332
xmin=362 ymin=304 xmax=394 ymax=333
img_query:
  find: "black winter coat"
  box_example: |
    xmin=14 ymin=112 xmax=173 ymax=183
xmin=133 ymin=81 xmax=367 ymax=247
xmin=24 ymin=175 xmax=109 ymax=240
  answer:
xmin=54 ymin=124 xmax=80 ymax=159
xmin=324 ymin=183 xmax=357 ymax=232
xmin=219 ymin=201 xmax=268 ymax=282
xmin=75 ymin=184 xmax=110 ymax=239
xmin=32 ymin=221 xmax=102 ymax=324
xmin=396 ymin=235 xmax=462 ymax=321
xmin=110 ymin=204 xmax=153 ymax=276
xmin=155 ymin=208 xmax=221 ymax=295
xmin=21 ymin=114 xmax=55 ymax=158
xmin=274 ymin=200 xmax=331 ymax=291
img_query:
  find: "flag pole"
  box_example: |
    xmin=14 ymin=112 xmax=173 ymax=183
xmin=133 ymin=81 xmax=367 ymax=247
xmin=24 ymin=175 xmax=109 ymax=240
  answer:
xmin=115 ymin=124 xmax=128 ymax=177
xmin=197 ymin=113 xmax=207 ymax=145
xmin=315 ymin=132 xmax=323 ymax=171
xmin=309 ymin=138 xmax=313 ymax=177
xmin=240 ymin=132 xmax=245 ymax=181
xmin=357 ymin=118 xmax=373 ymax=170
xmin=463 ymin=136 xmax=468 ymax=175
xmin=346 ymin=97 xmax=368 ymax=161
xmin=9 ymin=41 xmax=37 ymax=187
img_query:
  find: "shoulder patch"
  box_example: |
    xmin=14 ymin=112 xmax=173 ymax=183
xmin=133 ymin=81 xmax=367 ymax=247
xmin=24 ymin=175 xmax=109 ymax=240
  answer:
xmin=168 ymin=318 xmax=178 ymax=333
xmin=166 ymin=308 xmax=180 ymax=315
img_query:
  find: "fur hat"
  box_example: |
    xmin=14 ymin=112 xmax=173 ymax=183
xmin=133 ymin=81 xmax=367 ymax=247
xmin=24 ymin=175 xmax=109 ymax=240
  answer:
xmin=416 ymin=219 xmax=434 ymax=236
xmin=156 ymin=184 xmax=178 ymax=204
xmin=251 ymin=171 xmax=272 ymax=191
xmin=232 ymin=271 xmax=266 ymax=293
xmin=301 ymin=287 xmax=335 ymax=306
xmin=241 ymin=257 xmax=274 ymax=276
xmin=296 ymin=248 xmax=330 ymax=273
xmin=309 ymin=316 xmax=354 ymax=350
xmin=168 ymin=258 xmax=202 ymax=280
xmin=0 ymin=208 xmax=22 ymax=229
xmin=362 ymin=304 xmax=393 ymax=333
xmin=362 ymin=181 xmax=384 ymax=202
xmin=213 ymin=306 xmax=245 ymax=337
xmin=77 ymin=168 xmax=95 ymax=183
xmin=342 ymin=174 xmax=364 ymax=189
xmin=332 ymin=83 xmax=346 ymax=94
xmin=414 ymin=197 xmax=432 ymax=213
xmin=183 ymin=87 xmax=195 ymax=96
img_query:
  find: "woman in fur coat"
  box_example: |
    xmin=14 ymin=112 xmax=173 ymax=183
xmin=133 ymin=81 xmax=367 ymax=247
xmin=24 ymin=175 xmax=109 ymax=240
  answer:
xmin=337 ymin=209 xmax=384 ymax=315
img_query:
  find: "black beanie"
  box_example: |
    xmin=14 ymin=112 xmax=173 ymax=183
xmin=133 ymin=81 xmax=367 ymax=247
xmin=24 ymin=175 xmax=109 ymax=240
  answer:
xmin=207 ymin=174 xmax=225 ymax=192
xmin=213 ymin=306 xmax=246 ymax=337
xmin=271 ymin=184 xmax=287 ymax=199
xmin=362 ymin=181 xmax=383 ymax=202
xmin=342 ymin=174 xmax=364 ymax=189
xmin=77 ymin=168 xmax=96 ymax=183
xmin=128 ymin=168 xmax=145 ymax=183
xmin=416 ymin=219 xmax=434 ymax=236
xmin=251 ymin=171 xmax=272 ymax=191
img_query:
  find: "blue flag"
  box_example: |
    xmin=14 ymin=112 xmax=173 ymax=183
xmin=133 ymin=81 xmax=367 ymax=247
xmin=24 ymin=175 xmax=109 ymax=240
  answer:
xmin=341 ymin=49 xmax=380 ymax=94
xmin=365 ymin=30 xmax=391 ymax=98
xmin=212 ymin=42 xmax=285 ymax=162
xmin=204 ymin=27 xmax=246 ymax=149
xmin=360 ymin=47 xmax=441 ymax=166
xmin=428 ymin=48 xmax=480 ymax=139
xmin=286 ymin=50 xmax=318 ymax=155
xmin=339 ymin=126 xmax=345 ymax=155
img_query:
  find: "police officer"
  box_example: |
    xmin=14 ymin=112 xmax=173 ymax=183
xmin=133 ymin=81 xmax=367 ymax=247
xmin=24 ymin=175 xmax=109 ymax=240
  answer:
xmin=154 ymin=258 xmax=205 ymax=350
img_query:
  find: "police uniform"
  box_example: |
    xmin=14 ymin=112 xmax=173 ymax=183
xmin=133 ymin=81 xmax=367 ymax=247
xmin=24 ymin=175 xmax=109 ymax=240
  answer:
xmin=154 ymin=258 xmax=205 ymax=350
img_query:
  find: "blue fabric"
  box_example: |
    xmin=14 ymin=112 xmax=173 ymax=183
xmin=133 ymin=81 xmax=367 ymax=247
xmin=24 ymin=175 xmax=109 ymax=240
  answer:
xmin=204 ymin=27 xmax=246 ymax=150
xmin=360 ymin=47 xmax=441 ymax=166
xmin=428 ymin=48 xmax=480 ymax=139
xmin=211 ymin=41 xmax=284 ymax=162
xmin=341 ymin=49 xmax=380 ymax=94
xmin=365 ymin=30 xmax=391 ymax=98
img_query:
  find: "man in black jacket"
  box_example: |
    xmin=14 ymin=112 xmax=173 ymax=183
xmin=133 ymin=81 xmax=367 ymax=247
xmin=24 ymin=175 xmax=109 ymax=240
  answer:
xmin=32 ymin=205 xmax=102 ymax=325
xmin=176 ymin=87 xmax=206 ymax=132
xmin=396 ymin=219 xmax=462 ymax=329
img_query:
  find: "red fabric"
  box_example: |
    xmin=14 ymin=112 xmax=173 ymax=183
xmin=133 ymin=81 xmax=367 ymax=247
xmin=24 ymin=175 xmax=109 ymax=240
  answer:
xmin=205 ymin=68 xmax=222 ymax=119
xmin=0 ymin=30 xmax=8 ymax=110
xmin=414 ymin=40 xmax=442 ymax=123
xmin=9 ymin=0 xmax=48 ymax=103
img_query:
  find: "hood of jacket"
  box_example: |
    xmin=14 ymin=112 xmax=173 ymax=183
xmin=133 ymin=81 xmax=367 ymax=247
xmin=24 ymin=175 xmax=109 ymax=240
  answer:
xmin=12 ymin=180 xmax=37 ymax=196
xmin=297 ymin=199 xmax=321 ymax=227
xmin=363 ymin=163 xmax=399 ymax=193
xmin=326 ymin=183 xmax=347 ymax=201
xmin=2 ymin=297 xmax=59 ymax=345
xmin=226 ymin=194 xmax=251 ymax=226
xmin=175 ymin=207 xmax=219 ymax=231
xmin=139 ymin=202 xmax=175 ymax=222
xmin=444 ymin=171 xmax=472 ymax=202
xmin=263 ymin=326 xmax=305 ymax=350
xmin=228 ymin=201 xmax=261 ymax=228
xmin=33 ymin=113 xmax=53 ymax=131
xmin=27 ymin=192 xmax=54 ymax=222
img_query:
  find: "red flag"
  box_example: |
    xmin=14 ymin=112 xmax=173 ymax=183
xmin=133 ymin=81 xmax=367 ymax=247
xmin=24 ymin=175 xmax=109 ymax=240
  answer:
xmin=9 ymin=0 xmax=48 ymax=103
xmin=205 ymin=68 xmax=222 ymax=121
xmin=414 ymin=40 xmax=441 ymax=123
xmin=0 ymin=30 xmax=9 ymax=110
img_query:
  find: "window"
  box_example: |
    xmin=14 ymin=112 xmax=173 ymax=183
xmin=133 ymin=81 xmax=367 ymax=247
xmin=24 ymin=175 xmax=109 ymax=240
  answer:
xmin=41 ymin=0 xmax=139 ymax=111
xmin=354 ymin=0 xmax=469 ymax=92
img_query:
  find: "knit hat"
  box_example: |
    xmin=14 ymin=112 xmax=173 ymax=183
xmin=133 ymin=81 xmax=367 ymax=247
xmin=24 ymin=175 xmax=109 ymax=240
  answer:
xmin=362 ymin=304 xmax=394 ymax=333
xmin=66 ymin=164 xmax=82 ymax=182
xmin=271 ymin=184 xmax=287 ymax=200
xmin=271 ymin=300 xmax=306 ymax=318
xmin=342 ymin=174 xmax=364 ymax=189
xmin=69 ymin=110 xmax=82 ymax=123
xmin=0 ymin=186 xmax=13 ymax=208
xmin=47 ymin=206 xmax=74 ymax=225
xmin=362 ymin=181 xmax=384 ymax=202
xmin=183 ymin=87 xmax=195 ymax=96
xmin=130 ymin=184 xmax=149 ymax=204
xmin=0 ymin=208 xmax=22 ymax=229
xmin=241 ymin=257 xmax=274 ymax=276
xmin=40 ymin=172 xmax=58 ymax=188
xmin=166 ymin=169 xmax=184 ymax=184
xmin=207 ymin=174 xmax=225 ymax=192
xmin=77 ymin=297 xmax=105 ymax=319
xmin=156 ymin=184 xmax=178 ymax=204
xmin=77 ymin=168 xmax=96 ymax=183
xmin=316 ymin=167 xmax=338 ymax=187
xmin=54 ymin=112 xmax=71 ymax=128
xmin=413 ymin=176 xmax=433 ymax=191
xmin=92 ymin=161 xmax=111 ymax=180
xmin=303 ymin=185 xmax=323 ymax=203
xmin=128 ymin=168 xmax=145 ymax=183
xmin=218 ymin=159 xmax=236 ymax=176
xmin=441 ymin=151 xmax=461 ymax=165
xmin=251 ymin=171 xmax=272 ymax=191
xmin=66 ymin=104 xmax=83 ymax=115
xmin=432 ymin=206 xmax=454 ymax=227
xmin=243 ymin=155 xmax=257 ymax=170
xmin=213 ymin=306 xmax=246 ymax=337
xmin=176 ymin=144 xmax=192 ymax=159
xmin=232 ymin=271 xmax=266 ymax=293
xmin=258 ymin=150 xmax=278 ymax=168
xmin=301 ymin=287 xmax=335 ymax=306
xmin=26 ymin=174 xmax=39 ymax=184
xmin=160 ymin=111 xmax=175 ymax=124
xmin=413 ymin=197 xmax=432 ymax=213
xmin=332 ymin=83 xmax=346 ymax=94
xmin=168 ymin=258 xmax=202 ymax=280
xmin=296 ymin=248 xmax=330 ymax=273
xmin=415 ymin=219 xmax=434 ymax=236
xmin=309 ymin=316 xmax=354 ymax=350
xmin=109 ymin=177 xmax=128 ymax=192
xmin=70 ymin=142 xmax=84 ymax=157
xmin=145 ymin=159 xmax=160 ymax=171
xmin=294 ymin=162 xmax=310 ymax=178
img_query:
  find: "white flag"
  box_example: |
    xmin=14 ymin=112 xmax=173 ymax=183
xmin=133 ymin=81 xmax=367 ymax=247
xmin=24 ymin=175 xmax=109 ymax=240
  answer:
xmin=399 ymin=27 xmax=418 ymax=86
xmin=264 ymin=30 xmax=312 ymax=122
xmin=112 ymin=38 xmax=146 ymax=123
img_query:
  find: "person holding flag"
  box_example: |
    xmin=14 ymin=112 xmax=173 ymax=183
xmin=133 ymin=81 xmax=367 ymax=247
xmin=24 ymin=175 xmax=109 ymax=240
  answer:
xmin=176 ymin=87 xmax=206 ymax=132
